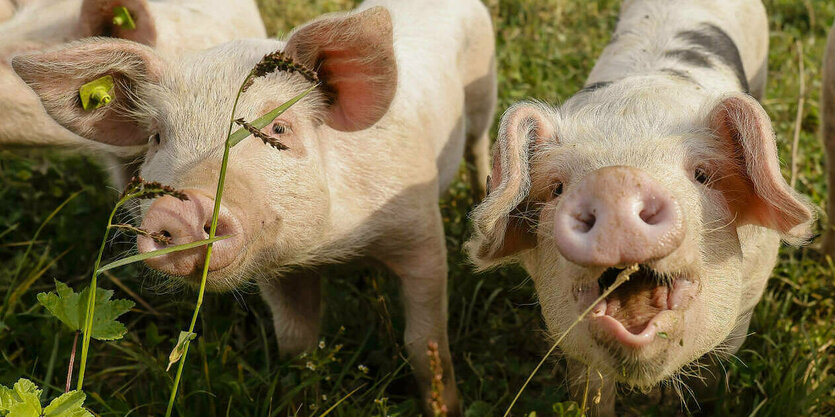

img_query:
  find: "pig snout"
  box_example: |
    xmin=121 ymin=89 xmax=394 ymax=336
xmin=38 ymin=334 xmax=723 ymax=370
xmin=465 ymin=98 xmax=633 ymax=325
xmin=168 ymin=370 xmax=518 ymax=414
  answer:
xmin=553 ymin=166 xmax=685 ymax=266
xmin=137 ymin=190 xmax=244 ymax=276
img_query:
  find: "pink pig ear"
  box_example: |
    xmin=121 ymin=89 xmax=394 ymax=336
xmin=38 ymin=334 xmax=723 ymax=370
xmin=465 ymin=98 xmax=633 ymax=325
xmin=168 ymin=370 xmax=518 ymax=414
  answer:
xmin=466 ymin=101 xmax=558 ymax=269
xmin=12 ymin=39 xmax=163 ymax=147
xmin=284 ymin=6 xmax=396 ymax=132
xmin=78 ymin=0 xmax=157 ymax=46
xmin=708 ymin=94 xmax=816 ymax=244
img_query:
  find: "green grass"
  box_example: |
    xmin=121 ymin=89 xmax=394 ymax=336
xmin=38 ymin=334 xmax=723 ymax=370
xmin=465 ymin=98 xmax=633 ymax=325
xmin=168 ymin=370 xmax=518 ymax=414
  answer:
xmin=1 ymin=0 xmax=834 ymax=415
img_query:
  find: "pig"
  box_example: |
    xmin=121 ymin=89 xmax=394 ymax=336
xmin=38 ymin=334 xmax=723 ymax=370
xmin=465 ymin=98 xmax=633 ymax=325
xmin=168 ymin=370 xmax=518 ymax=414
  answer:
xmin=822 ymin=23 xmax=835 ymax=257
xmin=466 ymin=0 xmax=814 ymax=415
xmin=0 ymin=0 xmax=265 ymax=184
xmin=12 ymin=0 xmax=497 ymax=414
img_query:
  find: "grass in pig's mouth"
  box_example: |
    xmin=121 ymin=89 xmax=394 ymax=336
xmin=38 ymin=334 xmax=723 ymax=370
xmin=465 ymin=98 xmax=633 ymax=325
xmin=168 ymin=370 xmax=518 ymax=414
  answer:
xmin=588 ymin=264 xmax=697 ymax=341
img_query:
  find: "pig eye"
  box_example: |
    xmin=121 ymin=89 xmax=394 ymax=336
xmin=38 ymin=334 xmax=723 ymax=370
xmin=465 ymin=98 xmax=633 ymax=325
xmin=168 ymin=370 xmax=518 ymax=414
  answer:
xmin=272 ymin=122 xmax=291 ymax=135
xmin=552 ymin=182 xmax=564 ymax=198
xmin=150 ymin=133 xmax=161 ymax=145
xmin=694 ymin=167 xmax=709 ymax=184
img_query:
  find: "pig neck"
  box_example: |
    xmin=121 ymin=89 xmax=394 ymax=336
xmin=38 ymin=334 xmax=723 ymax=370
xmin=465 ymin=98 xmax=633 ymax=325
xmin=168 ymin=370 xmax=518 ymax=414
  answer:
xmin=583 ymin=0 xmax=765 ymax=98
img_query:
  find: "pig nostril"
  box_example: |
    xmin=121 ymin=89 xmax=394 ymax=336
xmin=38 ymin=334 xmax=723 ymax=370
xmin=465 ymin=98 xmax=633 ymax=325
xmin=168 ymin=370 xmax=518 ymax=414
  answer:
xmin=203 ymin=223 xmax=211 ymax=236
xmin=639 ymin=203 xmax=665 ymax=225
xmin=573 ymin=213 xmax=596 ymax=233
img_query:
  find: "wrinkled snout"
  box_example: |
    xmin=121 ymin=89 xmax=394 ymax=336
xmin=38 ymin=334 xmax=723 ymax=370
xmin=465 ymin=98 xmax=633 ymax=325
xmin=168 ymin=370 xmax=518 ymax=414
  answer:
xmin=137 ymin=190 xmax=244 ymax=277
xmin=553 ymin=166 xmax=684 ymax=266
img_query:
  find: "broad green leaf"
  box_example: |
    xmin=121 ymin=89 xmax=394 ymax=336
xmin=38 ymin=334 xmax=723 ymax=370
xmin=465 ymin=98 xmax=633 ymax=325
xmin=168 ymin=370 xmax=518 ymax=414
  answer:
xmin=0 ymin=385 xmax=15 ymax=411
xmin=167 ymin=331 xmax=196 ymax=371
xmin=37 ymin=281 xmax=134 ymax=340
xmin=43 ymin=391 xmax=92 ymax=417
xmin=229 ymin=84 xmax=317 ymax=147
xmin=0 ymin=380 xmax=92 ymax=417
xmin=0 ymin=379 xmax=42 ymax=416
xmin=96 ymin=235 xmax=231 ymax=273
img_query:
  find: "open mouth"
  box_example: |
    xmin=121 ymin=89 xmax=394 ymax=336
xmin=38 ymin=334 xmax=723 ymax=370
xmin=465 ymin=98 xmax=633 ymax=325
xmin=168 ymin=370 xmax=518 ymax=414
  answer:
xmin=580 ymin=265 xmax=697 ymax=348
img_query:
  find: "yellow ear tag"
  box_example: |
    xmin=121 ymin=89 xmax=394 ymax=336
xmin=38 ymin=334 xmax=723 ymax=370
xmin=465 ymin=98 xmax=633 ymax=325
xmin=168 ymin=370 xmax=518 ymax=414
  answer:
xmin=112 ymin=6 xmax=136 ymax=30
xmin=79 ymin=75 xmax=115 ymax=111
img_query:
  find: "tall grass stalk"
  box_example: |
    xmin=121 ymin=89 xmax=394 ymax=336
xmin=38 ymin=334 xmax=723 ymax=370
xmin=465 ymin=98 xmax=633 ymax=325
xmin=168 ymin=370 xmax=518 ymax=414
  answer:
xmin=502 ymin=264 xmax=639 ymax=417
xmin=164 ymin=74 xmax=316 ymax=416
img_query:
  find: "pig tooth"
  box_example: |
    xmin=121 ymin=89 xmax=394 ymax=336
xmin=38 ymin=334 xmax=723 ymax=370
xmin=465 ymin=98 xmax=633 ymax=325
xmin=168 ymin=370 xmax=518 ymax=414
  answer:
xmin=668 ymin=278 xmax=694 ymax=309
xmin=592 ymin=299 xmax=607 ymax=316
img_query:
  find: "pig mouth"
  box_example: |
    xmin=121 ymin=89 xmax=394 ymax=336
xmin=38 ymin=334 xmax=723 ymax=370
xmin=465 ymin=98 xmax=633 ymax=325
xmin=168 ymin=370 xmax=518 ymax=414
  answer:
xmin=580 ymin=264 xmax=697 ymax=349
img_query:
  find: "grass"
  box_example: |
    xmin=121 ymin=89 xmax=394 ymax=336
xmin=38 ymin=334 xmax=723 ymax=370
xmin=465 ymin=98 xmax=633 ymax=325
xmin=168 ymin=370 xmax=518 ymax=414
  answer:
xmin=1 ymin=0 xmax=834 ymax=415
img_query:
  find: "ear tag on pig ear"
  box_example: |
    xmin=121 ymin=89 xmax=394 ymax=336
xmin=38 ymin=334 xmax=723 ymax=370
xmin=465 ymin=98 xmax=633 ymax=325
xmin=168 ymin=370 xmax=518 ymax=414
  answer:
xmin=112 ymin=6 xmax=136 ymax=30
xmin=79 ymin=75 xmax=115 ymax=111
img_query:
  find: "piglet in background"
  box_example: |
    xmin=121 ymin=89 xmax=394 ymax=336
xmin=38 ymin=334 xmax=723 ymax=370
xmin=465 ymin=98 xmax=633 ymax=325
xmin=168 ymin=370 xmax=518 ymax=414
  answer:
xmin=467 ymin=0 xmax=814 ymax=415
xmin=0 ymin=0 xmax=265 ymax=184
xmin=13 ymin=0 xmax=497 ymax=414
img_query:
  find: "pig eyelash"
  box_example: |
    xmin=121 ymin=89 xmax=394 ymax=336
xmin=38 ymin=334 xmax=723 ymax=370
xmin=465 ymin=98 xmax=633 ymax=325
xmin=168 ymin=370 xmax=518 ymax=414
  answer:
xmin=552 ymin=182 xmax=564 ymax=198
xmin=694 ymin=167 xmax=709 ymax=184
xmin=272 ymin=122 xmax=291 ymax=135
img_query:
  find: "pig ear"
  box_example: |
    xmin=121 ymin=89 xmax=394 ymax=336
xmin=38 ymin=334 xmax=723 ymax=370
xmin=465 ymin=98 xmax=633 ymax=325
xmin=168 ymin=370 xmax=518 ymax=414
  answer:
xmin=11 ymin=39 xmax=162 ymax=147
xmin=708 ymin=94 xmax=816 ymax=244
xmin=466 ymin=102 xmax=557 ymax=269
xmin=284 ymin=6 xmax=396 ymax=132
xmin=78 ymin=0 xmax=157 ymax=46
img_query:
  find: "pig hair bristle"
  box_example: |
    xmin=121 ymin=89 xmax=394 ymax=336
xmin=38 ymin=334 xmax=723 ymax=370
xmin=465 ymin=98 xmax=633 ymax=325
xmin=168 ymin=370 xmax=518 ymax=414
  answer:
xmin=234 ymin=118 xmax=290 ymax=150
xmin=242 ymin=50 xmax=319 ymax=92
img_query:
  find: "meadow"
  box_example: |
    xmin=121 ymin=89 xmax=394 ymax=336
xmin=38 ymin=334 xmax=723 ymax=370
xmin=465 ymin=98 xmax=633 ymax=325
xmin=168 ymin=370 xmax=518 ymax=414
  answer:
xmin=1 ymin=0 xmax=833 ymax=415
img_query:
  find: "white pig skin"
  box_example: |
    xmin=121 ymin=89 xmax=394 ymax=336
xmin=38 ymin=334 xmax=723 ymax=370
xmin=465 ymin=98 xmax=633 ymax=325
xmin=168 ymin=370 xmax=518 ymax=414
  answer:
xmin=467 ymin=1 xmax=814 ymax=415
xmin=12 ymin=1 xmax=497 ymax=415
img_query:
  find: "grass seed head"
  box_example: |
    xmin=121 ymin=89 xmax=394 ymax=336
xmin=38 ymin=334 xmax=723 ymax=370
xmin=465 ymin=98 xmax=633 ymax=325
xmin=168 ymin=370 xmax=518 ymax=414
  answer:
xmin=242 ymin=50 xmax=319 ymax=92
xmin=234 ymin=118 xmax=289 ymax=150
xmin=121 ymin=176 xmax=189 ymax=201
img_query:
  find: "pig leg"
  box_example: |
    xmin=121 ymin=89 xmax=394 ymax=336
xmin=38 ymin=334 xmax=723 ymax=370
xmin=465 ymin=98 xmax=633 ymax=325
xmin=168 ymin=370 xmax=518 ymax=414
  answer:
xmin=378 ymin=213 xmax=459 ymax=417
xmin=823 ymin=25 xmax=835 ymax=257
xmin=567 ymin=359 xmax=616 ymax=417
xmin=464 ymin=61 xmax=497 ymax=200
xmin=259 ymin=273 xmax=322 ymax=357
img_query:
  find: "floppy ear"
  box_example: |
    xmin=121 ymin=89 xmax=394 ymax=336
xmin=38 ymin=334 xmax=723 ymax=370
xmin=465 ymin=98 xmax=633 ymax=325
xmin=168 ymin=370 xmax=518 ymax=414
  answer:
xmin=707 ymin=93 xmax=816 ymax=244
xmin=78 ymin=0 xmax=157 ymax=46
xmin=466 ymin=102 xmax=557 ymax=269
xmin=284 ymin=6 xmax=396 ymax=132
xmin=12 ymin=39 xmax=163 ymax=147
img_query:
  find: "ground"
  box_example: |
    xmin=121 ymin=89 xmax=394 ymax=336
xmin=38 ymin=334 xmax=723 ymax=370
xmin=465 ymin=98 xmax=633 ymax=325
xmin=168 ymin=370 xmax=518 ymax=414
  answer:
xmin=1 ymin=0 xmax=833 ymax=416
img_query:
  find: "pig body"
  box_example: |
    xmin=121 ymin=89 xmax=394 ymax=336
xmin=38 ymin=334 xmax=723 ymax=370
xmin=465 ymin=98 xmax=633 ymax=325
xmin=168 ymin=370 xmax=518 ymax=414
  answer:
xmin=822 ymin=23 xmax=835 ymax=256
xmin=0 ymin=0 xmax=265 ymax=155
xmin=467 ymin=0 xmax=813 ymax=415
xmin=13 ymin=0 xmax=496 ymax=414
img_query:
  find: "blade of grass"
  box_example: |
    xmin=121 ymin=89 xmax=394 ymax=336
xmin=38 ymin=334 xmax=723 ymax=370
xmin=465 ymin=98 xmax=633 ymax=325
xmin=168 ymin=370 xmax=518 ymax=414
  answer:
xmin=2 ymin=190 xmax=82 ymax=317
xmin=317 ymin=384 xmax=365 ymax=417
xmin=96 ymin=235 xmax=231 ymax=273
xmin=502 ymin=264 xmax=639 ymax=417
xmin=5 ymin=247 xmax=73 ymax=314
xmin=229 ymin=84 xmax=318 ymax=147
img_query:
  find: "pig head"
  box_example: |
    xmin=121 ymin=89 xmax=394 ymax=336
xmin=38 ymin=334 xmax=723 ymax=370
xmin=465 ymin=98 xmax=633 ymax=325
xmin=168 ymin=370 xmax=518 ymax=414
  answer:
xmin=469 ymin=89 xmax=813 ymax=386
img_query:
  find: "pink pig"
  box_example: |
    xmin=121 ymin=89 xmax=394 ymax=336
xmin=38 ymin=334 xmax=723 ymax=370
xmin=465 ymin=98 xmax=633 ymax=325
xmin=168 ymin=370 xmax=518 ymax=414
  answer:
xmin=13 ymin=0 xmax=497 ymax=414
xmin=466 ymin=0 xmax=815 ymax=415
